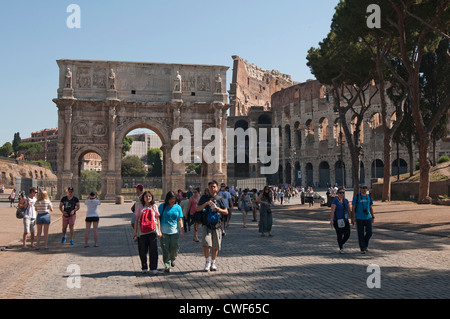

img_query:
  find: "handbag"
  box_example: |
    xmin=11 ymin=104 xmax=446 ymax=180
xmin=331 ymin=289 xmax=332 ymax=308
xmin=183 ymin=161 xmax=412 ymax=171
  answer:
xmin=16 ymin=206 xmax=26 ymax=219
xmin=336 ymin=199 xmax=346 ymax=228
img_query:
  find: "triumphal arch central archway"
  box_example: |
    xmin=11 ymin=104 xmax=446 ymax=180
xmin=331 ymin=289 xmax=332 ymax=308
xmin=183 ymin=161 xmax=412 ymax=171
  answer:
xmin=53 ymin=59 xmax=229 ymax=200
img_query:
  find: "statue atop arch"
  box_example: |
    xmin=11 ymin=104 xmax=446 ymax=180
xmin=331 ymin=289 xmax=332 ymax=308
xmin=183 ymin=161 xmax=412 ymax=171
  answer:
xmin=65 ymin=68 xmax=72 ymax=88
xmin=173 ymin=71 xmax=182 ymax=92
xmin=215 ymin=73 xmax=222 ymax=93
xmin=108 ymin=68 xmax=116 ymax=90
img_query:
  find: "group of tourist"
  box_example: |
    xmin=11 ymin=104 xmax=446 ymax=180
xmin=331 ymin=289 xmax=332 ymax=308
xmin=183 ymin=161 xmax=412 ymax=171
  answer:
xmin=130 ymin=180 xmax=260 ymax=274
xmin=17 ymin=186 xmax=100 ymax=250
xmin=330 ymin=185 xmax=374 ymax=254
xmin=14 ymin=179 xmax=374 ymax=274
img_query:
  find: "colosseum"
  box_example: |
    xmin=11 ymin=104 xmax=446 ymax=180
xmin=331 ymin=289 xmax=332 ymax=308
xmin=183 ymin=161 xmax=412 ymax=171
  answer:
xmin=227 ymin=56 xmax=450 ymax=188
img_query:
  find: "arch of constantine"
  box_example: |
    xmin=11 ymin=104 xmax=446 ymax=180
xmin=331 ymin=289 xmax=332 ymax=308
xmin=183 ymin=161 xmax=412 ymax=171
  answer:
xmin=53 ymin=59 xmax=229 ymax=199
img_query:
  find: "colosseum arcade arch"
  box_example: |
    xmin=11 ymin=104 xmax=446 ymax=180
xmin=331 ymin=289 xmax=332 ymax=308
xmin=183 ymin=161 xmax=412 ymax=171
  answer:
xmin=54 ymin=59 xmax=229 ymax=200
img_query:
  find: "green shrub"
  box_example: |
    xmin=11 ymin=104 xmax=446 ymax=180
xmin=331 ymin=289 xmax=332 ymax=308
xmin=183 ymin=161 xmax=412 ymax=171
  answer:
xmin=438 ymin=156 xmax=450 ymax=163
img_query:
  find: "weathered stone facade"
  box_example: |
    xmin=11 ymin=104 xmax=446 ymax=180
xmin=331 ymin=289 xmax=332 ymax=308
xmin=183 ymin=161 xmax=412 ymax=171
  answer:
xmin=272 ymin=79 xmax=450 ymax=187
xmin=228 ymin=56 xmax=294 ymax=117
xmin=228 ymin=57 xmax=450 ymax=188
xmin=53 ymin=59 xmax=229 ymax=199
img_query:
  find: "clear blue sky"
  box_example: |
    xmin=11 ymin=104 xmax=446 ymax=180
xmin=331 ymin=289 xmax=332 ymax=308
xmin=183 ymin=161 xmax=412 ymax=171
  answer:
xmin=0 ymin=0 xmax=339 ymax=146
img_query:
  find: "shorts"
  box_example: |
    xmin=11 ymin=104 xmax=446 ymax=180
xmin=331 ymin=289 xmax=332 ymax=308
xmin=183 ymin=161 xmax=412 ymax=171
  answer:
xmin=62 ymin=214 xmax=77 ymax=228
xmin=23 ymin=218 xmax=36 ymax=234
xmin=36 ymin=213 xmax=51 ymax=225
xmin=202 ymin=225 xmax=222 ymax=251
xmin=85 ymin=216 xmax=99 ymax=223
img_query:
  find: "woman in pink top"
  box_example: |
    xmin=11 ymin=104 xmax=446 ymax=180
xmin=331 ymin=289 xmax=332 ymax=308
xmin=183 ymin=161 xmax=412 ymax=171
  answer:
xmin=187 ymin=187 xmax=200 ymax=242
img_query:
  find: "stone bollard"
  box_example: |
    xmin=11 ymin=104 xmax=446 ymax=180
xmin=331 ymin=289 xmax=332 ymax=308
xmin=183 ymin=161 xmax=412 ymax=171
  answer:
xmin=115 ymin=195 xmax=124 ymax=205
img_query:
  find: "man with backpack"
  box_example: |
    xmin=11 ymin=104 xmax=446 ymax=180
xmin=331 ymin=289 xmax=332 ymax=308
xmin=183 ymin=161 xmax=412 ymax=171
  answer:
xmin=352 ymin=185 xmax=375 ymax=254
xmin=197 ymin=180 xmax=228 ymax=271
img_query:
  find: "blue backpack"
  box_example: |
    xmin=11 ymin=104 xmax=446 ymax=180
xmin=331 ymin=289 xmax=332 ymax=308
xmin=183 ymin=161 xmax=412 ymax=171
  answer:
xmin=202 ymin=197 xmax=222 ymax=228
xmin=205 ymin=201 xmax=220 ymax=224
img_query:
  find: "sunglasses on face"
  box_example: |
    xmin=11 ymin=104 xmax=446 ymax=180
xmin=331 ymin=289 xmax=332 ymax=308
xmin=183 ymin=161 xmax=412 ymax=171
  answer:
xmin=338 ymin=192 xmax=345 ymax=194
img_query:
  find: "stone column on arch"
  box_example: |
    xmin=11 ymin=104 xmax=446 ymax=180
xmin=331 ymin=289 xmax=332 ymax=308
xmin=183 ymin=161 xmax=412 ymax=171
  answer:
xmin=210 ymin=102 xmax=227 ymax=185
xmin=56 ymin=98 xmax=76 ymax=199
xmin=104 ymin=104 xmax=118 ymax=200
xmin=160 ymin=143 xmax=185 ymax=199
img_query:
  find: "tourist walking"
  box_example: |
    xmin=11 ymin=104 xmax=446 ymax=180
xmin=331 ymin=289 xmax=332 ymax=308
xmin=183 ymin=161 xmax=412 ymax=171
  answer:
xmin=9 ymin=189 xmax=16 ymax=207
xmin=352 ymin=185 xmax=375 ymax=254
xmin=131 ymin=184 xmax=143 ymax=228
xmin=218 ymin=183 xmax=232 ymax=236
xmin=308 ymin=186 xmax=315 ymax=207
xmin=179 ymin=192 xmax=189 ymax=233
xmin=257 ymin=186 xmax=273 ymax=237
xmin=18 ymin=187 xmax=38 ymax=248
xmin=84 ymin=190 xmax=101 ymax=248
xmin=159 ymin=191 xmax=184 ymax=273
xmin=279 ymin=189 xmax=284 ymax=205
xmin=35 ymin=190 xmax=53 ymax=250
xmin=133 ymin=191 xmax=161 ymax=275
xmin=238 ymin=189 xmax=253 ymax=228
xmin=187 ymin=187 xmax=201 ymax=242
xmin=251 ymin=188 xmax=259 ymax=221
xmin=59 ymin=187 xmax=80 ymax=245
xmin=197 ymin=180 xmax=228 ymax=271
xmin=330 ymin=187 xmax=352 ymax=253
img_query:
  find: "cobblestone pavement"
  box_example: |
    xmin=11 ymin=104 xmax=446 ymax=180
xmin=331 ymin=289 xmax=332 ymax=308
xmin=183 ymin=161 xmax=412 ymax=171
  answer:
xmin=0 ymin=197 xmax=449 ymax=301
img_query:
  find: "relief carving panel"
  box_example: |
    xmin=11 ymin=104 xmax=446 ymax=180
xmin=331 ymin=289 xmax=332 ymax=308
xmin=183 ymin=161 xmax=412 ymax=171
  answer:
xmin=76 ymin=67 xmax=92 ymax=88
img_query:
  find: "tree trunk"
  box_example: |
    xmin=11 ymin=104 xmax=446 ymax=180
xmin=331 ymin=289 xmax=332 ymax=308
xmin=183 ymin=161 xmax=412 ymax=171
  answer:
xmin=418 ymin=133 xmax=432 ymax=203
xmin=351 ymin=152 xmax=361 ymax=195
xmin=408 ymin=135 xmax=414 ymax=177
xmin=411 ymin=78 xmax=432 ymax=203
xmin=382 ymin=135 xmax=393 ymax=201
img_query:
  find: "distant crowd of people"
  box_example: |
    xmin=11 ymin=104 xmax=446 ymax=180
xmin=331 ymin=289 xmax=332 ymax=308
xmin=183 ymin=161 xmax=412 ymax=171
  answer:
xmin=11 ymin=180 xmax=375 ymax=274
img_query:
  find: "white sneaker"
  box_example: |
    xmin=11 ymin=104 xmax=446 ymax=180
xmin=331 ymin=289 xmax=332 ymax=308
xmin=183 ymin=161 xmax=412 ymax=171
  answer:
xmin=210 ymin=263 xmax=217 ymax=271
xmin=204 ymin=261 xmax=211 ymax=272
xmin=339 ymin=249 xmax=345 ymax=254
xmin=151 ymin=269 xmax=160 ymax=275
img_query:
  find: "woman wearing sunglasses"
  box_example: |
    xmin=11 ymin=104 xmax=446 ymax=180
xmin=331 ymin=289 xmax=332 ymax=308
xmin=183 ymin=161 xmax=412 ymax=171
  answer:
xmin=330 ymin=187 xmax=352 ymax=254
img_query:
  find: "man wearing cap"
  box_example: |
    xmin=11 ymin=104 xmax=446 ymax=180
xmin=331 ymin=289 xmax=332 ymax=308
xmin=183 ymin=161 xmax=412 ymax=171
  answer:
xmin=352 ymin=185 xmax=374 ymax=254
xmin=59 ymin=187 xmax=80 ymax=245
xmin=131 ymin=184 xmax=144 ymax=228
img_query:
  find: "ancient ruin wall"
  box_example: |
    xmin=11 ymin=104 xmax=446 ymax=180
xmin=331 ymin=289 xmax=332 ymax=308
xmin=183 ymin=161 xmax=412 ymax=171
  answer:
xmin=228 ymin=56 xmax=294 ymax=116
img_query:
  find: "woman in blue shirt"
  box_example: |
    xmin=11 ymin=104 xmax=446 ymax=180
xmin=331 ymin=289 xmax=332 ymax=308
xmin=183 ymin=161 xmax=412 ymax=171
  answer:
xmin=330 ymin=187 xmax=352 ymax=254
xmin=159 ymin=191 xmax=184 ymax=273
xmin=352 ymin=185 xmax=374 ymax=254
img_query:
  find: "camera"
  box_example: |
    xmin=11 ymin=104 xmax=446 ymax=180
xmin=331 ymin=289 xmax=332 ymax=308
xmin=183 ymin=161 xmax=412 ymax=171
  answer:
xmin=209 ymin=199 xmax=218 ymax=212
xmin=363 ymin=209 xmax=369 ymax=214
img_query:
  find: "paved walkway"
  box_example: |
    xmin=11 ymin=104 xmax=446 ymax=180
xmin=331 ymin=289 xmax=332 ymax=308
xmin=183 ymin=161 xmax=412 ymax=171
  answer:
xmin=0 ymin=197 xmax=449 ymax=301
